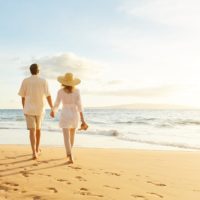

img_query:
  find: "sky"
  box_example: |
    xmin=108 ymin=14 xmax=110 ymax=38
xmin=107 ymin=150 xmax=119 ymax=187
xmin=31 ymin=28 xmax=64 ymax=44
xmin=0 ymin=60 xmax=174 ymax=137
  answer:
xmin=1 ymin=0 xmax=200 ymax=108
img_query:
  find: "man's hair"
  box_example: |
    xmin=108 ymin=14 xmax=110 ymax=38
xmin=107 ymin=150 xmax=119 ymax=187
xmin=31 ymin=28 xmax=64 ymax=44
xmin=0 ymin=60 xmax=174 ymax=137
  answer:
xmin=30 ymin=63 xmax=39 ymax=75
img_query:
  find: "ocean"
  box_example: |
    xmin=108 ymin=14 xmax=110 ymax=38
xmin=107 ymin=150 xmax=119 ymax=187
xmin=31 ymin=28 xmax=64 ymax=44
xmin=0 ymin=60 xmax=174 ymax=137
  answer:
xmin=1 ymin=109 xmax=200 ymax=151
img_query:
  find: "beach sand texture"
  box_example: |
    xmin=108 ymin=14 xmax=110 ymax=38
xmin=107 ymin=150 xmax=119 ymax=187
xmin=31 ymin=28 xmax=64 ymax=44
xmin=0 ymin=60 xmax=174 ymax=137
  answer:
xmin=0 ymin=145 xmax=200 ymax=200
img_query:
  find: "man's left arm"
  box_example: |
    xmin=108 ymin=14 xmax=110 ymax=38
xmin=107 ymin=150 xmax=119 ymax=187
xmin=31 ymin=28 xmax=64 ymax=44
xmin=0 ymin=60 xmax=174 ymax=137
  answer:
xmin=44 ymin=80 xmax=53 ymax=109
xmin=46 ymin=96 xmax=53 ymax=109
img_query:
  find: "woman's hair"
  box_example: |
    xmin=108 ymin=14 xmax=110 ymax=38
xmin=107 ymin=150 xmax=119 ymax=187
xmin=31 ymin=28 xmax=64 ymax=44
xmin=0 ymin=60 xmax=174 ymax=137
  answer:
xmin=62 ymin=85 xmax=74 ymax=93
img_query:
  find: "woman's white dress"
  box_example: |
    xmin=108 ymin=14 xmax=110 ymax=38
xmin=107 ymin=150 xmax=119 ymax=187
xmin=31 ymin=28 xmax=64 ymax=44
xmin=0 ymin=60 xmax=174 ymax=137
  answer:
xmin=53 ymin=89 xmax=83 ymax=128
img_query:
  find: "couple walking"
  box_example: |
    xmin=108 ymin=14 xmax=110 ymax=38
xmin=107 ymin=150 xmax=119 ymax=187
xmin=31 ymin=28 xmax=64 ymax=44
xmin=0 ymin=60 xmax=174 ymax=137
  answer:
xmin=18 ymin=64 xmax=88 ymax=164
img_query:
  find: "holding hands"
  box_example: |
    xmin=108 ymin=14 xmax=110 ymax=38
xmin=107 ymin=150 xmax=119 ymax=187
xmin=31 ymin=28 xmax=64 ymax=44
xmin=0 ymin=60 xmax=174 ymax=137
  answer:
xmin=50 ymin=109 xmax=55 ymax=118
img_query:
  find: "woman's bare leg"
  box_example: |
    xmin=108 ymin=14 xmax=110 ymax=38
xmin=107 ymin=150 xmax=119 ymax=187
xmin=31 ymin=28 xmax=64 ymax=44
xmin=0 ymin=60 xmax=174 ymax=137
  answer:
xmin=69 ymin=128 xmax=76 ymax=147
xmin=62 ymin=128 xmax=73 ymax=163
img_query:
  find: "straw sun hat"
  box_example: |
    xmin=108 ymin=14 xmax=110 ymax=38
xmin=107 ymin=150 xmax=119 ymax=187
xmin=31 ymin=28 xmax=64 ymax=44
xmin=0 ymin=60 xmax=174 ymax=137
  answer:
xmin=57 ymin=73 xmax=81 ymax=86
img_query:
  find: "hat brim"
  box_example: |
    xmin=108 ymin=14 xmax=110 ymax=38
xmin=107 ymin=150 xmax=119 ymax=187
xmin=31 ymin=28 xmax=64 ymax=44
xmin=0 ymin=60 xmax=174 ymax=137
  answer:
xmin=57 ymin=76 xmax=81 ymax=86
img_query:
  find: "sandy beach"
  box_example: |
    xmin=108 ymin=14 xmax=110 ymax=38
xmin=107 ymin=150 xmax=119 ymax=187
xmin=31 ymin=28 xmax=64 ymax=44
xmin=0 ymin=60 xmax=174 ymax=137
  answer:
xmin=0 ymin=145 xmax=200 ymax=200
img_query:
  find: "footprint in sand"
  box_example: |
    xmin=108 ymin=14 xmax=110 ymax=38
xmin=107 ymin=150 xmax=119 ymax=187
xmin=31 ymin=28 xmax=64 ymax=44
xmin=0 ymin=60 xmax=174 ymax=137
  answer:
xmin=75 ymin=176 xmax=87 ymax=182
xmin=76 ymin=189 xmax=103 ymax=198
xmin=57 ymin=178 xmax=67 ymax=182
xmin=39 ymin=160 xmax=49 ymax=164
xmin=57 ymin=179 xmax=72 ymax=185
xmin=92 ymin=172 xmax=100 ymax=175
xmin=6 ymin=156 xmax=15 ymax=159
xmin=80 ymin=188 xmax=88 ymax=191
xmin=2 ymin=182 xmax=19 ymax=192
xmin=131 ymin=194 xmax=148 ymax=200
xmin=20 ymin=171 xmax=29 ymax=177
xmin=38 ymin=173 xmax=52 ymax=178
xmin=193 ymin=189 xmax=200 ymax=192
xmin=104 ymin=185 xmax=120 ymax=190
xmin=20 ymin=171 xmax=34 ymax=177
xmin=0 ymin=185 xmax=19 ymax=193
xmin=48 ymin=187 xmax=58 ymax=193
xmin=3 ymin=182 xmax=19 ymax=187
xmin=104 ymin=171 xmax=121 ymax=176
xmin=0 ymin=185 xmax=10 ymax=192
xmin=147 ymin=181 xmax=166 ymax=187
xmin=68 ymin=166 xmax=82 ymax=170
xmin=147 ymin=192 xmax=163 ymax=198
xmin=33 ymin=195 xmax=42 ymax=200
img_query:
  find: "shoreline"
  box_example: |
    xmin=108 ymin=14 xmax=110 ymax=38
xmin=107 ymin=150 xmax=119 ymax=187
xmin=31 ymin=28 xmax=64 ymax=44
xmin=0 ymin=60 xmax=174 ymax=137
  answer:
xmin=1 ymin=129 xmax=199 ymax=151
xmin=1 ymin=145 xmax=200 ymax=199
xmin=0 ymin=143 xmax=198 ymax=152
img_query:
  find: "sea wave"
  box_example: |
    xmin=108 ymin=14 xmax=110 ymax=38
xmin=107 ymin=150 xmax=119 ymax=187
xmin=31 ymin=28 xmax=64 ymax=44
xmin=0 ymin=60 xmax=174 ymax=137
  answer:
xmin=15 ymin=118 xmax=25 ymax=121
xmin=118 ymin=136 xmax=200 ymax=150
xmin=157 ymin=119 xmax=200 ymax=128
xmin=0 ymin=117 xmax=25 ymax=121
xmin=1 ymin=124 xmax=200 ymax=150
xmin=0 ymin=127 xmax=24 ymax=130
xmin=80 ymin=129 xmax=200 ymax=150
xmin=173 ymin=120 xmax=200 ymax=126
xmin=116 ymin=121 xmax=149 ymax=125
xmin=114 ymin=119 xmax=200 ymax=127
xmin=79 ymin=129 xmax=120 ymax=137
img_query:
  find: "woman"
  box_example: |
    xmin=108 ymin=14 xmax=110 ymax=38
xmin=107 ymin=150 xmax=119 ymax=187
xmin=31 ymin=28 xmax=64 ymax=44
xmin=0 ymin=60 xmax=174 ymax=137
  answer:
xmin=50 ymin=73 xmax=88 ymax=164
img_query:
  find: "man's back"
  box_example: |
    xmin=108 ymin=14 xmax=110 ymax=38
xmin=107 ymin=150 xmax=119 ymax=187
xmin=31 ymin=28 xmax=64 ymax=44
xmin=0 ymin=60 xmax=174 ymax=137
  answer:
xmin=18 ymin=75 xmax=50 ymax=115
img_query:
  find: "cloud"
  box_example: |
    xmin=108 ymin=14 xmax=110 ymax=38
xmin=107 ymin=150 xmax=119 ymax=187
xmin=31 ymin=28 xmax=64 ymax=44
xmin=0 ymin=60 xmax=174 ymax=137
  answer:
xmin=119 ymin=0 xmax=200 ymax=29
xmin=21 ymin=52 xmax=106 ymax=80
xmin=0 ymin=55 xmax=20 ymax=68
xmin=93 ymin=1 xmax=200 ymax=88
xmin=106 ymin=80 xmax=124 ymax=85
xmin=83 ymin=85 xmax=182 ymax=97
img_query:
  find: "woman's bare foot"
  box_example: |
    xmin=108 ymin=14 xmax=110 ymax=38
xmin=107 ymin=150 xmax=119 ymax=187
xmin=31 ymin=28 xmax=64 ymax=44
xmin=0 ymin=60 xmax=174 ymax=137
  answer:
xmin=36 ymin=149 xmax=42 ymax=156
xmin=32 ymin=154 xmax=38 ymax=160
xmin=67 ymin=154 xmax=74 ymax=164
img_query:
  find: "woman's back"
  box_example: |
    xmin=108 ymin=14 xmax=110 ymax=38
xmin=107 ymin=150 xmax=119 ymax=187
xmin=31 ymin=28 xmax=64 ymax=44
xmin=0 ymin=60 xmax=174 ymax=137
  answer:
xmin=54 ymin=88 xmax=82 ymax=113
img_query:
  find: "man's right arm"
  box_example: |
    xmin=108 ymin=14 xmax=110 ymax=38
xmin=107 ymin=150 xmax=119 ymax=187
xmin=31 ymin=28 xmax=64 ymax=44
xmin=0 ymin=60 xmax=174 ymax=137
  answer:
xmin=18 ymin=80 xmax=26 ymax=109
xmin=21 ymin=97 xmax=25 ymax=108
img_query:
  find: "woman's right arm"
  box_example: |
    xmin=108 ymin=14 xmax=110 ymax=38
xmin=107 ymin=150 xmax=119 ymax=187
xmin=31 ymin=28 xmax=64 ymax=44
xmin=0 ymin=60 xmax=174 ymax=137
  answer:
xmin=80 ymin=112 xmax=85 ymax=124
xmin=76 ymin=90 xmax=87 ymax=124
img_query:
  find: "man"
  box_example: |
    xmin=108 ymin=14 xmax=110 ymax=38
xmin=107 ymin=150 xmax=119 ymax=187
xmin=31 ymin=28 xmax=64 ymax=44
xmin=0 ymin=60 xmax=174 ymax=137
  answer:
xmin=18 ymin=63 xmax=53 ymax=159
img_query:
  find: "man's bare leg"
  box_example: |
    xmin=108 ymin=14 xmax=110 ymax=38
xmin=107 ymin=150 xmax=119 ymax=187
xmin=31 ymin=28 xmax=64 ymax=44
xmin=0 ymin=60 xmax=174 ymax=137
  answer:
xmin=29 ymin=128 xmax=37 ymax=159
xmin=69 ymin=128 xmax=76 ymax=147
xmin=36 ymin=129 xmax=41 ymax=154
